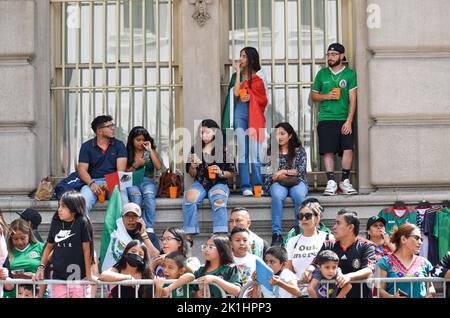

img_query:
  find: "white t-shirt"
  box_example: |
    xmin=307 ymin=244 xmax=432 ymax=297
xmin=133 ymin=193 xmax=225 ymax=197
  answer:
xmin=234 ymin=253 xmax=259 ymax=285
xmin=249 ymin=231 xmax=265 ymax=259
xmin=286 ymin=230 xmax=333 ymax=280
xmin=261 ymin=268 xmax=297 ymax=298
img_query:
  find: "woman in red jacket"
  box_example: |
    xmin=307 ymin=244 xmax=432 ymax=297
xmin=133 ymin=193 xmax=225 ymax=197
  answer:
xmin=223 ymin=47 xmax=268 ymax=196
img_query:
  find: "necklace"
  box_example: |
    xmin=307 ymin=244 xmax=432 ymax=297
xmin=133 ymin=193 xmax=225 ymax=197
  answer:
xmin=330 ymin=67 xmax=345 ymax=84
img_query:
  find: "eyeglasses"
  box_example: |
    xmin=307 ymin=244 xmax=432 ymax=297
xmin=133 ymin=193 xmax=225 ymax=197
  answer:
xmin=298 ymin=213 xmax=314 ymax=221
xmin=159 ymin=236 xmax=180 ymax=243
xmin=409 ymin=235 xmax=423 ymax=242
xmin=201 ymin=244 xmax=217 ymax=251
xmin=100 ymin=123 xmax=116 ymax=129
xmin=326 ymin=52 xmax=340 ymax=57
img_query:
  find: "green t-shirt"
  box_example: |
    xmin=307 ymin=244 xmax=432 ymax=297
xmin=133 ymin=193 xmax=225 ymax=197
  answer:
xmin=164 ymin=283 xmax=191 ymax=298
xmin=4 ymin=242 xmax=44 ymax=298
xmin=312 ymin=66 xmax=357 ymax=121
xmin=193 ymin=264 xmax=242 ymax=298
xmin=433 ymin=208 xmax=450 ymax=260
xmin=132 ymin=159 xmax=155 ymax=177
xmin=378 ymin=207 xmax=417 ymax=234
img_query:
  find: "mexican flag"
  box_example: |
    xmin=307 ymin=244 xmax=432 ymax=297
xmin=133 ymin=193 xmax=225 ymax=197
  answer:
xmin=99 ymin=186 xmax=133 ymax=272
xmin=104 ymin=168 xmax=145 ymax=195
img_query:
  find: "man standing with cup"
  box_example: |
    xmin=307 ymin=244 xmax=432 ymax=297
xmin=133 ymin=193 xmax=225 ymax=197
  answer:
xmin=311 ymin=43 xmax=358 ymax=196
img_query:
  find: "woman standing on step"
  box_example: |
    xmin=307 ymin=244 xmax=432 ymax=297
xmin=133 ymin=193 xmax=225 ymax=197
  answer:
xmin=222 ymin=47 xmax=268 ymax=196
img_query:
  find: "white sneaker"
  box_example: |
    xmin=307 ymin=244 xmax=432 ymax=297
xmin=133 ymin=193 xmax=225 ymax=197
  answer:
xmin=242 ymin=189 xmax=254 ymax=196
xmin=323 ymin=180 xmax=338 ymax=196
xmin=339 ymin=179 xmax=358 ymax=195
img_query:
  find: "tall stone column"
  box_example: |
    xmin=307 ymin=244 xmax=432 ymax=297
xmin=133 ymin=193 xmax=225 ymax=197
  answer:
xmin=181 ymin=0 xmax=222 ymax=186
xmin=0 ymin=0 xmax=50 ymax=196
xmin=367 ymin=0 xmax=450 ymax=188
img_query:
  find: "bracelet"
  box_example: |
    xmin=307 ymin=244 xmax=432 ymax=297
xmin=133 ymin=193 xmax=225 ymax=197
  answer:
xmin=37 ymin=264 xmax=46 ymax=270
xmin=89 ymin=181 xmax=95 ymax=187
xmin=141 ymin=233 xmax=149 ymax=239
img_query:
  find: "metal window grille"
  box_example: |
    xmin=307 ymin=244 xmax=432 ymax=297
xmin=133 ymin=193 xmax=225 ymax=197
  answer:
xmin=50 ymin=0 xmax=180 ymax=176
xmin=225 ymin=0 xmax=350 ymax=190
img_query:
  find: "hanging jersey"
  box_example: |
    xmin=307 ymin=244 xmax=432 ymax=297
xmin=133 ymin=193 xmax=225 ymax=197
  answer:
xmin=378 ymin=207 xmax=417 ymax=234
xmin=433 ymin=207 xmax=450 ymax=260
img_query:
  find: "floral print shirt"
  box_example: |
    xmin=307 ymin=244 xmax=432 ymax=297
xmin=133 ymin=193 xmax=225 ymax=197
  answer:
xmin=263 ymin=147 xmax=308 ymax=194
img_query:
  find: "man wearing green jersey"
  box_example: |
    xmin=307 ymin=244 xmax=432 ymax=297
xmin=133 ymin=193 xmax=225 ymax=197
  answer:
xmin=311 ymin=43 xmax=358 ymax=196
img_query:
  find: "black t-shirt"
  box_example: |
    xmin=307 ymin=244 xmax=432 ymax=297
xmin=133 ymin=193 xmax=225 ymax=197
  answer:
xmin=423 ymin=209 xmax=440 ymax=265
xmin=47 ymin=216 xmax=92 ymax=280
xmin=313 ymin=238 xmax=376 ymax=298
xmin=431 ymin=251 xmax=450 ymax=298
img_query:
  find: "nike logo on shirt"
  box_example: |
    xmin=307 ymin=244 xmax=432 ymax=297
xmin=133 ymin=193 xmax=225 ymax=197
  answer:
xmin=54 ymin=230 xmax=76 ymax=243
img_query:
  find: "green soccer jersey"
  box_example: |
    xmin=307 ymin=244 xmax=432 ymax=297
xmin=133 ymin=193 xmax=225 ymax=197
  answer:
xmin=4 ymin=242 xmax=44 ymax=298
xmin=378 ymin=208 xmax=417 ymax=234
xmin=433 ymin=208 xmax=450 ymax=260
xmin=164 ymin=283 xmax=191 ymax=298
xmin=312 ymin=66 xmax=357 ymax=121
xmin=193 ymin=264 xmax=242 ymax=298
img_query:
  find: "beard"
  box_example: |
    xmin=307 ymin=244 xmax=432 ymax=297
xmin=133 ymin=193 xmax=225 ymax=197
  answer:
xmin=328 ymin=58 xmax=341 ymax=67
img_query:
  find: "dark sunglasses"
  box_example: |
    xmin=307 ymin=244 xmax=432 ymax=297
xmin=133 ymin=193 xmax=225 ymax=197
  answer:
xmin=409 ymin=235 xmax=423 ymax=242
xmin=298 ymin=213 xmax=314 ymax=221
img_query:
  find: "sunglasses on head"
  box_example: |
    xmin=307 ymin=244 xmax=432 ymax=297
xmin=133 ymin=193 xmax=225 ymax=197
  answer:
xmin=298 ymin=213 xmax=314 ymax=221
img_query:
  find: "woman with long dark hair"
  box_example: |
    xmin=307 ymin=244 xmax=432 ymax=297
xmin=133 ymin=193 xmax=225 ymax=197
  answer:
xmin=160 ymin=235 xmax=242 ymax=298
xmin=100 ymin=240 xmax=153 ymax=298
xmin=222 ymin=47 xmax=268 ymax=196
xmin=264 ymin=122 xmax=308 ymax=246
xmin=152 ymin=227 xmax=200 ymax=277
xmin=33 ymin=191 xmax=95 ymax=298
xmin=184 ymin=119 xmax=236 ymax=243
xmin=124 ymin=126 xmax=162 ymax=243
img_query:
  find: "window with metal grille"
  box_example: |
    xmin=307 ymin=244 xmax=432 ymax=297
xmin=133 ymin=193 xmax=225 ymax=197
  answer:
xmin=50 ymin=0 xmax=180 ymax=176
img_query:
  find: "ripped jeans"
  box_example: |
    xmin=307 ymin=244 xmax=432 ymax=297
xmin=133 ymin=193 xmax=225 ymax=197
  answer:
xmin=123 ymin=177 xmax=157 ymax=229
xmin=182 ymin=182 xmax=230 ymax=235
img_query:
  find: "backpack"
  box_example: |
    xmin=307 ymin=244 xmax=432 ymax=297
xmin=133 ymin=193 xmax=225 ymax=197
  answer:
xmin=54 ymin=172 xmax=86 ymax=199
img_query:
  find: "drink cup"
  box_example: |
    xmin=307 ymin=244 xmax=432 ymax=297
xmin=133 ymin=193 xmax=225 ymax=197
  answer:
xmin=333 ymin=87 xmax=341 ymax=100
xmin=254 ymin=185 xmax=262 ymax=198
xmin=169 ymin=186 xmax=178 ymax=198
xmin=98 ymin=189 xmax=106 ymax=203
xmin=239 ymin=88 xmax=248 ymax=101
xmin=208 ymin=166 xmax=217 ymax=179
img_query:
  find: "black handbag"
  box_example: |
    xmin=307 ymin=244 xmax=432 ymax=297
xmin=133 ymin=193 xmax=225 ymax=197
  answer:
xmin=278 ymin=175 xmax=301 ymax=187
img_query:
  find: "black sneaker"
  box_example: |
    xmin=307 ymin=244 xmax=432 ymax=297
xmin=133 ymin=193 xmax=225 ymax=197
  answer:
xmin=271 ymin=233 xmax=283 ymax=246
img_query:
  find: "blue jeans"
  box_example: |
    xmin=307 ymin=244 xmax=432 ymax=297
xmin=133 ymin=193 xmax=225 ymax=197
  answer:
xmin=80 ymin=178 xmax=106 ymax=215
xmin=183 ymin=182 xmax=230 ymax=235
xmin=122 ymin=177 xmax=157 ymax=229
xmin=234 ymin=100 xmax=263 ymax=193
xmin=270 ymin=181 xmax=308 ymax=235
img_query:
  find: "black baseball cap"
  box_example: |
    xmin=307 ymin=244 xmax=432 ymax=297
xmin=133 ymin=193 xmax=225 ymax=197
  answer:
xmin=16 ymin=208 xmax=42 ymax=229
xmin=366 ymin=216 xmax=386 ymax=231
xmin=327 ymin=43 xmax=346 ymax=61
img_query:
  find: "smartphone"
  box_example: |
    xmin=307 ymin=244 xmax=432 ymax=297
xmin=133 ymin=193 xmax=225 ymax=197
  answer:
xmin=143 ymin=150 xmax=150 ymax=161
xmin=397 ymin=289 xmax=408 ymax=297
xmin=136 ymin=222 xmax=142 ymax=232
xmin=13 ymin=269 xmax=25 ymax=276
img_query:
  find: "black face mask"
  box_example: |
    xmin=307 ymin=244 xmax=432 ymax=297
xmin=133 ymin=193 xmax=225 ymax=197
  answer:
xmin=124 ymin=253 xmax=145 ymax=268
